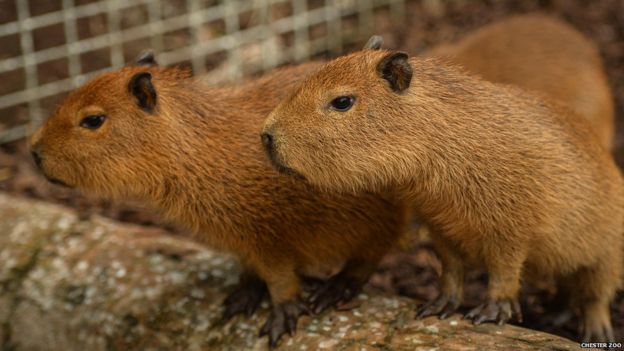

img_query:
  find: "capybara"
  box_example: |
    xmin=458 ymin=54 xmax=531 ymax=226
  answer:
xmin=262 ymin=47 xmax=623 ymax=342
xmin=427 ymin=14 xmax=614 ymax=149
xmin=29 ymin=52 xmax=408 ymax=348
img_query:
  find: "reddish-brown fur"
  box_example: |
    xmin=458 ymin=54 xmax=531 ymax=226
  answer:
xmin=427 ymin=14 xmax=614 ymax=149
xmin=262 ymin=48 xmax=624 ymax=342
xmin=29 ymin=62 xmax=408 ymax=348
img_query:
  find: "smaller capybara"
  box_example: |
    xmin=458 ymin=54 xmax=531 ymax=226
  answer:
xmin=426 ymin=14 xmax=614 ymax=149
xmin=261 ymin=45 xmax=623 ymax=342
xmin=29 ymin=51 xmax=408 ymax=348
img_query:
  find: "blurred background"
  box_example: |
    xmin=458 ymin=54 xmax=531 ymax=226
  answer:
xmin=0 ymin=0 xmax=623 ymax=342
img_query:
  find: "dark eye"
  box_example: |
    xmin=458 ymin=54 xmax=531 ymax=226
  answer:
xmin=80 ymin=115 xmax=106 ymax=129
xmin=330 ymin=96 xmax=355 ymax=112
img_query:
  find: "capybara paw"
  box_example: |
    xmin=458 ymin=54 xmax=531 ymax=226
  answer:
xmin=309 ymin=274 xmax=363 ymax=314
xmin=222 ymin=277 xmax=267 ymax=321
xmin=415 ymin=294 xmax=461 ymax=320
xmin=464 ymin=298 xmax=522 ymax=325
xmin=582 ymin=318 xmax=615 ymax=343
xmin=259 ymin=300 xmax=310 ymax=349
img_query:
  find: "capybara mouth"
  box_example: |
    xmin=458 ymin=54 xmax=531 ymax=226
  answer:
xmin=272 ymin=160 xmax=307 ymax=180
xmin=264 ymin=148 xmax=307 ymax=181
xmin=44 ymin=174 xmax=72 ymax=188
xmin=260 ymin=131 xmax=306 ymax=180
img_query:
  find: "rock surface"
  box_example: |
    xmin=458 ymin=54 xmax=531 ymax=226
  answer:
xmin=0 ymin=192 xmax=583 ymax=350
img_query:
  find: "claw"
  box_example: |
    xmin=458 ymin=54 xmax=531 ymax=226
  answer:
xmin=222 ymin=276 xmax=267 ymax=321
xmin=260 ymin=299 xmax=310 ymax=349
xmin=465 ymin=298 xmax=522 ymax=326
xmin=309 ymin=273 xmax=363 ymax=314
xmin=440 ymin=299 xmax=460 ymax=319
xmin=416 ymin=294 xmax=460 ymax=319
xmin=581 ymin=302 xmax=615 ymax=343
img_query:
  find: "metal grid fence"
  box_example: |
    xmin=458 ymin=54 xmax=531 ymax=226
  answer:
xmin=0 ymin=0 xmax=406 ymax=144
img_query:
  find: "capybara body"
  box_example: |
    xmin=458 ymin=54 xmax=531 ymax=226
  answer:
xmin=262 ymin=49 xmax=624 ymax=342
xmin=428 ymin=14 xmax=614 ymax=149
xmin=29 ymin=61 xmax=408 ymax=348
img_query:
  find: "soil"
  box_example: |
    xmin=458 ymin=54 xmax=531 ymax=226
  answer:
xmin=1 ymin=0 xmax=623 ymax=343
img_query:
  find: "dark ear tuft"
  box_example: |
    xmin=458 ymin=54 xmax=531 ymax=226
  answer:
xmin=128 ymin=72 xmax=157 ymax=112
xmin=363 ymin=35 xmax=383 ymax=50
xmin=135 ymin=50 xmax=158 ymax=66
xmin=377 ymin=51 xmax=412 ymax=92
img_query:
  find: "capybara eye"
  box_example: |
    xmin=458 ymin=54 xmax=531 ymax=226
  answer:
xmin=80 ymin=115 xmax=106 ymax=129
xmin=330 ymin=96 xmax=355 ymax=112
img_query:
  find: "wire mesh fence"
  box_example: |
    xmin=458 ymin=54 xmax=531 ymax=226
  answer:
xmin=0 ymin=0 xmax=406 ymax=144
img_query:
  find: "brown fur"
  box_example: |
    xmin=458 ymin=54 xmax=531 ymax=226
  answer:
xmin=426 ymin=14 xmax=614 ymax=149
xmin=263 ymin=49 xmax=624 ymax=342
xmin=29 ymin=62 xmax=408 ymax=346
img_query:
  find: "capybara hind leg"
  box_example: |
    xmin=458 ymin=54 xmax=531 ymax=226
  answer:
xmin=465 ymin=247 xmax=524 ymax=325
xmin=571 ymin=265 xmax=617 ymax=342
xmin=581 ymin=300 xmax=613 ymax=342
xmin=416 ymin=235 xmax=464 ymax=319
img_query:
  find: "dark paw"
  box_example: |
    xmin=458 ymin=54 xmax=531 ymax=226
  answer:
xmin=309 ymin=274 xmax=363 ymax=314
xmin=222 ymin=276 xmax=267 ymax=321
xmin=259 ymin=300 xmax=310 ymax=349
xmin=415 ymin=294 xmax=461 ymax=320
xmin=464 ymin=298 xmax=522 ymax=325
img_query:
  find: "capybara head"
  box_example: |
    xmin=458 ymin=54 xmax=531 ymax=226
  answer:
xmin=29 ymin=54 xmax=190 ymax=198
xmin=261 ymin=49 xmax=416 ymax=192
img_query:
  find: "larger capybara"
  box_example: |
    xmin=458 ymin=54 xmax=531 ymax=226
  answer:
xmin=262 ymin=47 xmax=623 ymax=342
xmin=427 ymin=14 xmax=614 ymax=149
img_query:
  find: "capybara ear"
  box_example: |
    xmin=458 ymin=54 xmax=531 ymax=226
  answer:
xmin=363 ymin=35 xmax=383 ymax=50
xmin=128 ymin=72 xmax=157 ymax=113
xmin=135 ymin=50 xmax=158 ymax=66
xmin=376 ymin=51 xmax=412 ymax=92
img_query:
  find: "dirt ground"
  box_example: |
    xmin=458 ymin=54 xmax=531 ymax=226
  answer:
xmin=1 ymin=0 xmax=623 ymax=343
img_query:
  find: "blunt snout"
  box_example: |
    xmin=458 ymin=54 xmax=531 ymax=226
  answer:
xmin=260 ymin=128 xmax=296 ymax=176
xmin=261 ymin=118 xmax=299 ymax=176
xmin=29 ymin=140 xmax=71 ymax=187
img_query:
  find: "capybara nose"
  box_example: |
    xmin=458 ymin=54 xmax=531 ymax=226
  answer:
xmin=261 ymin=132 xmax=274 ymax=154
xmin=31 ymin=150 xmax=43 ymax=169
